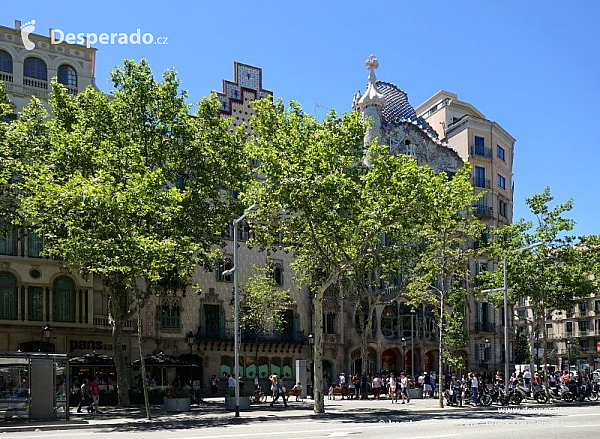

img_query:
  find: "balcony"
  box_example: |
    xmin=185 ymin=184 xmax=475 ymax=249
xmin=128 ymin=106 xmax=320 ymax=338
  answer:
xmin=93 ymin=315 xmax=135 ymax=330
xmin=475 ymin=205 xmax=493 ymax=218
xmin=471 ymin=145 xmax=492 ymax=159
xmin=0 ymin=71 xmax=13 ymax=83
xmin=473 ymin=322 xmax=496 ymax=333
xmin=473 ymin=177 xmax=491 ymax=189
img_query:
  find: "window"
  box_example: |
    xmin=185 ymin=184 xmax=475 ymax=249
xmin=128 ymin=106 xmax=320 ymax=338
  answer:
xmin=201 ymin=304 xmax=221 ymax=338
xmin=27 ymin=286 xmax=43 ymax=321
xmin=497 ymin=145 xmax=505 ymax=161
xmin=477 ymin=343 xmax=489 ymax=361
xmin=477 ymin=302 xmax=492 ymax=331
xmin=23 ymin=57 xmax=48 ymax=81
xmin=474 ymin=135 xmax=485 ymax=153
xmin=269 ymin=262 xmax=284 ymax=286
xmin=216 ymin=257 xmax=233 ymax=282
xmin=566 ymin=321 xmax=573 ymax=334
xmin=579 ymin=301 xmax=588 ymax=314
xmin=53 ymin=276 xmax=76 ymax=322
xmin=497 ymin=174 xmax=506 ymax=190
xmin=280 ymin=309 xmax=294 ymax=340
xmin=0 ymin=272 xmax=17 ymax=320
xmin=381 ymin=303 xmax=399 ymax=338
xmin=499 ymin=200 xmax=508 ymax=218
xmin=595 ymin=300 xmax=600 ymax=312
xmin=161 ymin=298 xmax=181 ymax=328
xmin=324 ymin=312 xmax=336 ymax=334
xmin=579 ymin=320 xmax=588 ymax=333
xmin=28 ymin=231 xmax=44 ymax=257
xmin=0 ymin=222 xmax=18 ymax=256
xmin=0 ymin=50 xmax=13 ymax=74
xmin=474 ymin=166 xmax=487 ymax=188
xmin=57 ymin=65 xmax=77 ymax=87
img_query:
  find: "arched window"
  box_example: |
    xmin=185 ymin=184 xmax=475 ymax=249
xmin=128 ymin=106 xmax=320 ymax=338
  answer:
xmin=0 ymin=50 xmax=13 ymax=75
xmin=23 ymin=57 xmax=47 ymax=81
xmin=53 ymin=276 xmax=76 ymax=322
xmin=0 ymin=272 xmax=17 ymax=320
xmin=381 ymin=303 xmax=399 ymax=338
xmin=57 ymin=64 xmax=77 ymax=88
xmin=161 ymin=298 xmax=181 ymax=328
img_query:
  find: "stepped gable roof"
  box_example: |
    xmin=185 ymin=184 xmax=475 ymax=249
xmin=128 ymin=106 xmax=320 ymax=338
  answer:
xmin=376 ymin=81 xmax=440 ymax=141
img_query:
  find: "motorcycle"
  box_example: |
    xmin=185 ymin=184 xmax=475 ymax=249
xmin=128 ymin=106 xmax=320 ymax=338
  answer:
xmin=444 ymin=382 xmax=463 ymax=407
xmin=515 ymin=384 xmax=548 ymax=404
xmin=548 ymin=383 xmax=574 ymax=402
xmin=576 ymin=383 xmax=599 ymax=402
xmin=500 ymin=386 xmax=523 ymax=405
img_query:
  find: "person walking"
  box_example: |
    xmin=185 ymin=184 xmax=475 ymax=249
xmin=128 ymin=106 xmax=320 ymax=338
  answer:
xmin=77 ymin=379 xmax=90 ymax=413
xmin=388 ymin=372 xmax=398 ymax=403
xmin=470 ymin=373 xmax=479 ymax=406
xmin=88 ymin=375 xmax=100 ymax=413
xmin=270 ymin=374 xmax=288 ymax=407
xmin=400 ymin=372 xmax=410 ymax=404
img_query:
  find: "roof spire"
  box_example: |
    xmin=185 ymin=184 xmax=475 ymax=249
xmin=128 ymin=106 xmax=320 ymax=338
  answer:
xmin=357 ymin=54 xmax=385 ymax=110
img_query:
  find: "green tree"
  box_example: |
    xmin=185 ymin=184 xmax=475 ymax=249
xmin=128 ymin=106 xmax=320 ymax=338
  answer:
xmin=405 ymin=164 xmax=484 ymax=408
xmin=8 ymin=60 xmax=251 ymax=409
xmin=479 ymin=188 xmax=595 ymax=388
xmin=244 ymin=98 xmax=448 ymax=413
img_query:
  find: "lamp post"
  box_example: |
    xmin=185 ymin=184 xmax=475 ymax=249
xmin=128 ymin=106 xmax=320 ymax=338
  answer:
xmin=566 ymin=339 xmax=572 ymax=373
xmin=186 ymin=330 xmax=195 ymax=400
xmin=308 ymin=333 xmax=314 ymax=398
xmin=401 ymin=337 xmax=407 ymax=372
xmin=41 ymin=324 xmax=52 ymax=352
xmin=482 ymin=242 xmax=543 ymax=387
xmin=222 ymin=203 xmax=259 ymax=418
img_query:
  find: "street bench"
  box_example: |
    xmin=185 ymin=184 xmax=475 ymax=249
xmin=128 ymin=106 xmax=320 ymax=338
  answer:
xmin=285 ymin=388 xmax=303 ymax=401
xmin=329 ymin=386 xmax=351 ymax=400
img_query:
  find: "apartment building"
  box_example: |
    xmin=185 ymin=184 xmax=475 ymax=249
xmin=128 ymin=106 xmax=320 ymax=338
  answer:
xmin=416 ymin=91 xmax=516 ymax=374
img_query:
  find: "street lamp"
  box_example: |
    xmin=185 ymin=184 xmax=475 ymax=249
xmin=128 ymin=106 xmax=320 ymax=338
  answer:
xmin=482 ymin=242 xmax=543 ymax=386
xmin=186 ymin=330 xmax=195 ymax=399
xmin=42 ymin=324 xmax=53 ymax=342
xmin=308 ymin=333 xmax=314 ymax=398
xmin=401 ymin=337 xmax=407 ymax=372
xmin=222 ymin=203 xmax=259 ymax=418
xmin=566 ymin=339 xmax=572 ymax=373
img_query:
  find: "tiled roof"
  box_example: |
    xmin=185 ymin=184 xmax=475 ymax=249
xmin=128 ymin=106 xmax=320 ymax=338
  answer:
xmin=376 ymin=81 xmax=439 ymax=140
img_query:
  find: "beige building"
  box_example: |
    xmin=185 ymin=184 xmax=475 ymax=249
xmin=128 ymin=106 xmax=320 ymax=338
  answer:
xmin=0 ymin=21 xmax=119 ymax=363
xmin=417 ymin=91 xmax=516 ymax=374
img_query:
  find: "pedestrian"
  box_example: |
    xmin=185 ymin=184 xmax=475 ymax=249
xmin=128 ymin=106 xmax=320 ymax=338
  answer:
xmin=399 ymin=372 xmax=410 ymax=404
xmin=270 ymin=374 xmax=288 ymax=407
xmin=372 ymin=374 xmax=382 ymax=399
xmin=77 ymin=379 xmax=90 ymax=413
xmin=388 ymin=372 xmax=397 ymax=403
xmin=210 ymin=374 xmax=219 ymax=396
xmin=470 ymin=373 xmax=479 ymax=406
xmin=89 ymin=375 xmax=100 ymax=413
xmin=270 ymin=374 xmax=278 ymax=400
xmin=423 ymin=372 xmax=432 ymax=398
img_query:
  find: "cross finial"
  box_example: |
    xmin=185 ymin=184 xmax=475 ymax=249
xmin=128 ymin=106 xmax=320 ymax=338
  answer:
xmin=366 ymin=54 xmax=379 ymax=71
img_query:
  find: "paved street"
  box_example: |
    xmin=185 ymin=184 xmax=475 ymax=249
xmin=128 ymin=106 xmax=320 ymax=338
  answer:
xmin=1 ymin=397 xmax=599 ymax=439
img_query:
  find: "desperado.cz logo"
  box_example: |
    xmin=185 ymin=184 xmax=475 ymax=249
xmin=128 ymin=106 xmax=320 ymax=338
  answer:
xmin=20 ymin=19 xmax=168 ymax=50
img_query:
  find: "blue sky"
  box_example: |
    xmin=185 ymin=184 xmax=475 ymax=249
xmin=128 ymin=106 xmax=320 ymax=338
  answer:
xmin=5 ymin=1 xmax=599 ymax=237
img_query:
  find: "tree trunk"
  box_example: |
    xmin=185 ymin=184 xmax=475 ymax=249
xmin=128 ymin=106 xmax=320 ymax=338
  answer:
xmin=313 ymin=290 xmax=325 ymax=414
xmin=136 ymin=289 xmax=151 ymax=419
xmin=438 ymin=290 xmax=444 ymax=408
xmin=110 ymin=291 xmax=131 ymax=407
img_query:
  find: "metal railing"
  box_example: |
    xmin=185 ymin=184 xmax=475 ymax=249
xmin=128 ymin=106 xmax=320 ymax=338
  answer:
xmin=475 ymin=205 xmax=493 ymax=217
xmin=473 ymin=177 xmax=491 ymax=189
xmin=471 ymin=145 xmax=492 ymax=159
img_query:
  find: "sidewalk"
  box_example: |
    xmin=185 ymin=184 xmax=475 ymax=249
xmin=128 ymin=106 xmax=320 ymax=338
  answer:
xmin=0 ymin=395 xmax=519 ymax=433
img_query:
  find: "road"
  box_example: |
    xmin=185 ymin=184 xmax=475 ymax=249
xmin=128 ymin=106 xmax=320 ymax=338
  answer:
xmin=3 ymin=404 xmax=599 ymax=439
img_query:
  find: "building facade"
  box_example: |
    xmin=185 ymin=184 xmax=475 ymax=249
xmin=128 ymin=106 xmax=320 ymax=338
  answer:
xmin=416 ymin=90 xmax=517 ymax=374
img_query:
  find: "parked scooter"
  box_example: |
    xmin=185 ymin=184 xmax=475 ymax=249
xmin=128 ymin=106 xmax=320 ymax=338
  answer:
xmin=548 ymin=383 xmax=574 ymax=402
xmin=444 ymin=380 xmax=463 ymax=407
